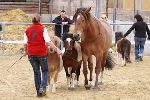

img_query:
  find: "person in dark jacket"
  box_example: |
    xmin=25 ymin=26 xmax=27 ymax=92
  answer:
xmin=52 ymin=10 xmax=73 ymax=38
xmin=124 ymin=14 xmax=150 ymax=62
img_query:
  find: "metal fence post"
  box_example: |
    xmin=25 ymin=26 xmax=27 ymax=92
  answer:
xmin=61 ymin=24 xmax=64 ymax=50
xmin=2 ymin=23 xmax=5 ymax=55
xmin=113 ymin=0 xmax=117 ymax=31
xmin=140 ymin=0 xmax=143 ymax=15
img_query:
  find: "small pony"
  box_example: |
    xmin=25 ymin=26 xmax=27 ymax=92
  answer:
xmin=62 ymin=33 xmax=82 ymax=90
xmin=47 ymin=36 xmax=62 ymax=93
xmin=115 ymin=32 xmax=132 ymax=66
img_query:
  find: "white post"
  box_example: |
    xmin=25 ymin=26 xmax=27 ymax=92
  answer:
xmin=113 ymin=0 xmax=117 ymax=31
xmin=139 ymin=0 xmax=143 ymax=15
xmin=39 ymin=0 xmax=41 ymax=15
xmin=68 ymin=0 xmax=71 ymax=18
xmin=134 ymin=0 xmax=136 ymax=16
xmin=95 ymin=0 xmax=100 ymax=18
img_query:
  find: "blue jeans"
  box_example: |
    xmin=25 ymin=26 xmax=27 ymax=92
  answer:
xmin=28 ymin=56 xmax=48 ymax=91
xmin=134 ymin=37 xmax=146 ymax=60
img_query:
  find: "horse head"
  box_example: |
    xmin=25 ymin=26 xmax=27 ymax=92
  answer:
xmin=63 ymin=33 xmax=76 ymax=52
xmin=73 ymin=7 xmax=91 ymax=35
xmin=49 ymin=36 xmax=61 ymax=53
xmin=115 ymin=32 xmax=124 ymax=44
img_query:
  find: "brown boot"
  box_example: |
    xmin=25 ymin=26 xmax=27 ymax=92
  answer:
xmin=42 ymin=88 xmax=47 ymax=97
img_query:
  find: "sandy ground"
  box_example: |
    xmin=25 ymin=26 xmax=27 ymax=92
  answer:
xmin=0 ymin=54 xmax=150 ymax=100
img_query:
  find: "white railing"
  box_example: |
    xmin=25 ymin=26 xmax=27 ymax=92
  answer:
xmin=0 ymin=22 xmax=150 ymax=55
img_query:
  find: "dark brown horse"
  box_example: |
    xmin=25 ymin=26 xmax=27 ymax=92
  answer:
xmin=62 ymin=33 xmax=82 ymax=90
xmin=73 ymin=7 xmax=114 ymax=89
xmin=115 ymin=32 xmax=132 ymax=66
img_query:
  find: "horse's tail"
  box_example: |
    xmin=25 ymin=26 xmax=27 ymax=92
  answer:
xmin=105 ymin=53 xmax=115 ymax=70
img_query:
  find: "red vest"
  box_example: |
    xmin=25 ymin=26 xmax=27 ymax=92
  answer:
xmin=26 ymin=23 xmax=47 ymax=56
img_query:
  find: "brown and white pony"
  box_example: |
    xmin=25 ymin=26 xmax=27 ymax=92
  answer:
xmin=73 ymin=7 xmax=114 ymax=89
xmin=62 ymin=33 xmax=82 ymax=90
xmin=47 ymin=36 xmax=62 ymax=93
xmin=115 ymin=32 xmax=132 ymax=66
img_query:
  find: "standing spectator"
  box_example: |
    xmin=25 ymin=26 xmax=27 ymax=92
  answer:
xmin=52 ymin=10 xmax=73 ymax=38
xmin=124 ymin=14 xmax=150 ymax=62
xmin=24 ymin=14 xmax=62 ymax=97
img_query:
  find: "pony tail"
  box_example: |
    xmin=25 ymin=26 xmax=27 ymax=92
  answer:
xmin=105 ymin=53 xmax=115 ymax=70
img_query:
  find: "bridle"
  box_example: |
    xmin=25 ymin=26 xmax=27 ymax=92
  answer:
xmin=76 ymin=13 xmax=101 ymax=44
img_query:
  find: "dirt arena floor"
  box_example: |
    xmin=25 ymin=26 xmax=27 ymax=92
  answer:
xmin=0 ymin=54 xmax=150 ymax=100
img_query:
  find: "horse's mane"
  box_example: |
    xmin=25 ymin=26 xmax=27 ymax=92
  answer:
xmin=73 ymin=7 xmax=91 ymax=22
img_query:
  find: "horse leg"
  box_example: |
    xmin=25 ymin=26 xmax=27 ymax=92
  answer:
xmin=82 ymin=54 xmax=89 ymax=90
xmin=95 ymin=55 xmax=102 ymax=89
xmin=87 ymin=56 xmax=93 ymax=87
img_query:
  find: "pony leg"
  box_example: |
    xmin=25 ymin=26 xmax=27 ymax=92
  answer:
xmin=76 ymin=67 xmax=81 ymax=86
xmin=64 ymin=67 xmax=71 ymax=88
xmin=51 ymin=73 xmax=56 ymax=93
xmin=71 ymin=73 xmax=76 ymax=90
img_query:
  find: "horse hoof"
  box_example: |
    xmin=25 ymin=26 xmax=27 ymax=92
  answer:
xmin=93 ymin=86 xmax=100 ymax=91
xmin=70 ymin=87 xmax=75 ymax=91
xmin=98 ymin=82 xmax=103 ymax=85
xmin=85 ymin=85 xmax=91 ymax=90
xmin=68 ymin=87 xmax=75 ymax=91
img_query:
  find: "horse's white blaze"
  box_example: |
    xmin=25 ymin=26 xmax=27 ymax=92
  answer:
xmin=77 ymin=15 xmax=81 ymax=20
xmin=66 ymin=38 xmax=72 ymax=46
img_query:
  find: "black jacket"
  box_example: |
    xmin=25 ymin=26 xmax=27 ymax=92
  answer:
xmin=52 ymin=16 xmax=73 ymax=38
xmin=124 ymin=21 xmax=150 ymax=38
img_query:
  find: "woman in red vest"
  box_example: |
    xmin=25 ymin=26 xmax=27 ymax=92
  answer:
xmin=24 ymin=14 xmax=62 ymax=97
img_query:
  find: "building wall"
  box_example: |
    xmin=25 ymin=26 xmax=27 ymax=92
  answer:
xmin=123 ymin=0 xmax=150 ymax=10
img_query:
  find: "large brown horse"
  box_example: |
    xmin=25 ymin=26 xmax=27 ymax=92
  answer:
xmin=73 ymin=7 xmax=114 ymax=89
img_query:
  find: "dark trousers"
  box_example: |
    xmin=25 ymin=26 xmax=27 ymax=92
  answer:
xmin=28 ymin=56 xmax=48 ymax=91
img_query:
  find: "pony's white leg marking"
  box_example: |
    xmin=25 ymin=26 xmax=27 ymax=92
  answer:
xmin=89 ymin=80 xmax=93 ymax=87
xmin=67 ymin=77 xmax=71 ymax=88
xmin=67 ymin=68 xmax=72 ymax=88
xmin=51 ymin=72 xmax=57 ymax=93
xmin=50 ymin=74 xmax=55 ymax=92
xmin=71 ymin=73 xmax=76 ymax=88
xmin=51 ymin=83 xmax=56 ymax=93
xmin=76 ymin=80 xmax=79 ymax=86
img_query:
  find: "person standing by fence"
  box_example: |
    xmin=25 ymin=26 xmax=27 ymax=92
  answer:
xmin=124 ymin=14 xmax=150 ymax=62
xmin=52 ymin=10 xmax=73 ymax=38
xmin=24 ymin=14 xmax=62 ymax=97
